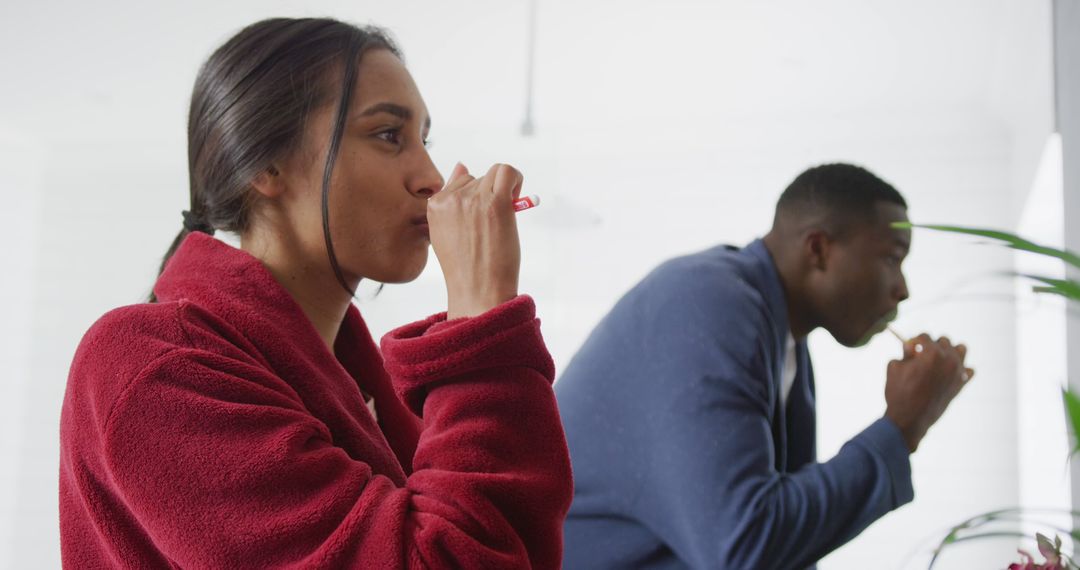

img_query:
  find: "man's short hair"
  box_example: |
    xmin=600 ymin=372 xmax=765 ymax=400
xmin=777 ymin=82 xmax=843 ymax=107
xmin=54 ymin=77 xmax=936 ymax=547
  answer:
xmin=773 ymin=163 xmax=907 ymax=235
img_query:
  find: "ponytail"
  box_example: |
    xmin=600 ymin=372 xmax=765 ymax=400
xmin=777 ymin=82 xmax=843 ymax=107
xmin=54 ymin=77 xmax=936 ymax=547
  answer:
xmin=149 ymin=210 xmax=216 ymax=302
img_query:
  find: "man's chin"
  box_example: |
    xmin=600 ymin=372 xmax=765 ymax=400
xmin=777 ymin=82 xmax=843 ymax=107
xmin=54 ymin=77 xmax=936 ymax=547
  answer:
xmin=853 ymin=316 xmax=899 ymax=347
xmin=849 ymin=329 xmax=878 ymax=348
xmin=840 ymin=322 xmax=886 ymax=348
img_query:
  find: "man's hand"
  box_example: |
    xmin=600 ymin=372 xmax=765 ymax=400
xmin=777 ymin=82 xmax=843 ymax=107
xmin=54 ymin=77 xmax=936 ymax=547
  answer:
xmin=884 ymin=334 xmax=974 ymax=452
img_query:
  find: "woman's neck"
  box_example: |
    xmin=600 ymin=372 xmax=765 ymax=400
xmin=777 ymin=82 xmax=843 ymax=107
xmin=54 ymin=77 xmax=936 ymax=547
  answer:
xmin=240 ymin=231 xmax=354 ymax=352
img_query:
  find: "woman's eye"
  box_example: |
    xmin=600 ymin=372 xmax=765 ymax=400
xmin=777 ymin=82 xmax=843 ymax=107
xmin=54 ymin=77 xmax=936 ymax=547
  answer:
xmin=376 ymin=130 xmax=402 ymax=145
xmin=422 ymin=138 xmax=433 ymax=149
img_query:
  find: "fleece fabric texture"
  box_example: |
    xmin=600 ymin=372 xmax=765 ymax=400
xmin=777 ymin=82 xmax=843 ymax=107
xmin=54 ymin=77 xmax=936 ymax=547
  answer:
xmin=556 ymin=240 xmax=913 ymax=570
xmin=59 ymin=232 xmax=572 ymax=569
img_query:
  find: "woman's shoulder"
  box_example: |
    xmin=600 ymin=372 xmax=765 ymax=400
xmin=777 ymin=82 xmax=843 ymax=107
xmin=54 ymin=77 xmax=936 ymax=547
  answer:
xmin=74 ymin=298 xmax=254 ymax=366
xmin=66 ymin=300 xmax=253 ymax=423
xmin=74 ymin=302 xmax=192 ymax=370
xmin=64 ymin=302 xmax=192 ymax=431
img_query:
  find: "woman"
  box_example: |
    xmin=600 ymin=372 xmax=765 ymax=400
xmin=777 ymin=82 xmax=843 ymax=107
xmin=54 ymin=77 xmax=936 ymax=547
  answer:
xmin=59 ymin=18 xmax=572 ymax=569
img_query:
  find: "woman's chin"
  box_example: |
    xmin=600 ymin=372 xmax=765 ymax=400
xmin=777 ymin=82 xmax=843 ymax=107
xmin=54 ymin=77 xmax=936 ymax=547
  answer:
xmin=369 ymin=254 xmax=428 ymax=284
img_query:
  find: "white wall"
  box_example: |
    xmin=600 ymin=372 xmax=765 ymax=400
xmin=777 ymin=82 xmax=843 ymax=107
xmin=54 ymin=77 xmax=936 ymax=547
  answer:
xmin=1055 ymin=0 xmax=1080 ymax=518
xmin=988 ymin=0 xmax=1056 ymax=219
xmin=0 ymin=130 xmax=44 ymax=569
xmin=1014 ymin=134 xmax=1071 ymax=548
xmin=0 ymin=1 xmax=1054 ymax=568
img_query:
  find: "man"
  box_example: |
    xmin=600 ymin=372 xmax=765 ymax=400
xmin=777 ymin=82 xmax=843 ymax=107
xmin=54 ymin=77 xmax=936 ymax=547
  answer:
xmin=556 ymin=163 xmax=973 ymax=569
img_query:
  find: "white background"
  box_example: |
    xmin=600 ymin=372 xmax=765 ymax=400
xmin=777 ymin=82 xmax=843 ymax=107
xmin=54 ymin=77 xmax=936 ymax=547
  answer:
xmin=0 ymin=0 xmax=1067 ymax=567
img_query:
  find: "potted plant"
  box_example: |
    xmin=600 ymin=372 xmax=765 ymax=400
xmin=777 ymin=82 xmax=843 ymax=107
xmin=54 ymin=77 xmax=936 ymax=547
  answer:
xmin=895 ymin=223 xmax=1080 ymax=569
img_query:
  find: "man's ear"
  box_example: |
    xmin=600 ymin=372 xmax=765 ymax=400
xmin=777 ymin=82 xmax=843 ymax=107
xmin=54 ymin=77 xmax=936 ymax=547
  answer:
xmin=804 ymin=229 xmax=831 ymax=272
xmin=251 ymin=165 xmax=285 ymax=198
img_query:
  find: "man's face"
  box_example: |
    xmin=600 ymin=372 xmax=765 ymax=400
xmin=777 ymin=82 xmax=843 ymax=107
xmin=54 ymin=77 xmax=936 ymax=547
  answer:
xmin=816 ymin=202 xmax=911 ymax=347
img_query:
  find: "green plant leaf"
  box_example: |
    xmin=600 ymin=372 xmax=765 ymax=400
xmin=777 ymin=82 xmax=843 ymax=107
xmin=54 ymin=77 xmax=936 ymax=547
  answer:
xmin=893 ymin=222 xmax=1080 ymax=269
xmin=1025 ymin=275 xmax=1080 ymax=301
xmin=1038 ymin=533 xmax=1062 ymax=563
xmin=1064 ymin=389 xmax=1080 ymax=457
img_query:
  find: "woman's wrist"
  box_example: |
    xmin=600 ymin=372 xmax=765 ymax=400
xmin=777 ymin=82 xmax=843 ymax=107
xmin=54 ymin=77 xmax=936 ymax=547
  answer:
xmin=447 ymin=290 xmax=519 ymax=320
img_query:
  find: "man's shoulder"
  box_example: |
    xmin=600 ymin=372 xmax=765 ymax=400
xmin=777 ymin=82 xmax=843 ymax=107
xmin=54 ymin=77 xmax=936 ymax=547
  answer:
xmin=640 ymin=244 xmax=768 ymax=313
xmin=561 ymin=242 xmax=777 ymax=374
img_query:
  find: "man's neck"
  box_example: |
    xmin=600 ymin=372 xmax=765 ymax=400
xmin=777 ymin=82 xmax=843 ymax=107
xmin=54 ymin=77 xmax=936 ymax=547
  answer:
xmin=761 ymin=232 xmax=815 ymax=340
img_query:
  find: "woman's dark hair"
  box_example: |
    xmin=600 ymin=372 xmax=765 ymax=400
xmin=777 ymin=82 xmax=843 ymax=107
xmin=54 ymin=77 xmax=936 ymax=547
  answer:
xmin=150 ymin=18 xmax=400 ymax=301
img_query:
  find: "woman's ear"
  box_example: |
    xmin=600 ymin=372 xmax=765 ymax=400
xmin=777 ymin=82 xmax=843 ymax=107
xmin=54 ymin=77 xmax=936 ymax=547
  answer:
xmin=251 ymin=165 xmax=285 ymax=198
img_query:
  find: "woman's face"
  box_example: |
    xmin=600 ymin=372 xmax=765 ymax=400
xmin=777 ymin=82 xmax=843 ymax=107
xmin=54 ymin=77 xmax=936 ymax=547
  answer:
xmin=275 ymin=48 xmax=444 ymax=286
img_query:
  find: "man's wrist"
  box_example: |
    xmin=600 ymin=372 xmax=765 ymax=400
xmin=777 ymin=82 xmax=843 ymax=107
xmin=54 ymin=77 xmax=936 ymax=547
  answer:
xmin=884 ymin=409 xmax=921 ymax=453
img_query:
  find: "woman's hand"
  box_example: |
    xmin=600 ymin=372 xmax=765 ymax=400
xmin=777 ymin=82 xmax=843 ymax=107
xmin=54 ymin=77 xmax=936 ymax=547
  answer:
xmin=427 ymin=162 xmax=524 ymax=319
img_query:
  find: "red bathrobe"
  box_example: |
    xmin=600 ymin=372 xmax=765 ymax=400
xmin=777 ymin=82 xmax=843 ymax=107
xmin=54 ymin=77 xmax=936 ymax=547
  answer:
xmin=59 ymin=233 xmax=572 ymax=569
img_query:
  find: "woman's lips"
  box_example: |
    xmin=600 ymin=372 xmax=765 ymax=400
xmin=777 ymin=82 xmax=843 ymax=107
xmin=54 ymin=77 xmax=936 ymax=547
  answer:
xmin=411 ymin=215 xmax=429 ymax=238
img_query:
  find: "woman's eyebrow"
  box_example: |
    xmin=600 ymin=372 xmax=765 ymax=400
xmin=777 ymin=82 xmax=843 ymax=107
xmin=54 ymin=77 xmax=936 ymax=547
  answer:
xmin=356 ymin=102 xmax=431 ymax=130
xmin=358 ymin=102 xmax=411 ymax=120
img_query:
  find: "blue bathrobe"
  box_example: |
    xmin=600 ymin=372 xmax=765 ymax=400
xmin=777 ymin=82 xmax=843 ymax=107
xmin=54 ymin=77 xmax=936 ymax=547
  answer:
xmin=556 ymin=239 xmax=913 ymax=570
